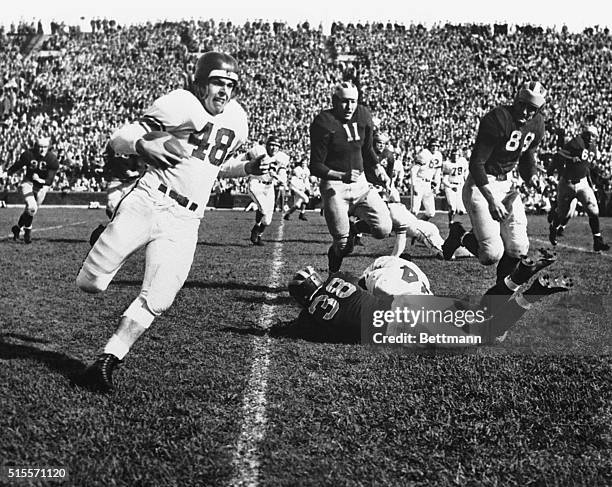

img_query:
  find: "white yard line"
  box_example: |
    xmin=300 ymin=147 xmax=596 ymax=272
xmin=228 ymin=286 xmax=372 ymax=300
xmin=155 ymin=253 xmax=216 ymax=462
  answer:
xmin=0 ymin=220 xmax=90 ymax=241
xmin=531 ymin=237 xmax=612 ymax=259
xmin=230 ymin=221 xmax=285 ymax=487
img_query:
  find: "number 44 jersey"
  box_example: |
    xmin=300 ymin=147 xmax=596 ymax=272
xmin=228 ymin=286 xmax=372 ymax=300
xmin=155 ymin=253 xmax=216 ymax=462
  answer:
xmin=115 ymin=88 xmax=249 ymax=218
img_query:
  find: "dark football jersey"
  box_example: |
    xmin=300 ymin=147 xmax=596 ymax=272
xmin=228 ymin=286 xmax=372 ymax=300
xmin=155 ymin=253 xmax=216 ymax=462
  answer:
xmin=556 ymin=134 xmax=596 ymax=180
xmin=470 ymin=105 xmax=545 ymax=186
xmin=377 ymin=147 xmax=396 ymax=179
xmin=16 ymin=149 xmax=60 ymax=185
xmin=309 ymin=104 xmax=377 ymax=177
xmin=104 ymin=146 xmax=144 ymax=182
xmin=304 ymin=273 xmax=392 ymax=332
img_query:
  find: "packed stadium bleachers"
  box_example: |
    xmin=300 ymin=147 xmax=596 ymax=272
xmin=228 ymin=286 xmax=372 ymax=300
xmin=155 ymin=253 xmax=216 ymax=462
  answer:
xmin=1 ymin=18 xmax=611 ymax=213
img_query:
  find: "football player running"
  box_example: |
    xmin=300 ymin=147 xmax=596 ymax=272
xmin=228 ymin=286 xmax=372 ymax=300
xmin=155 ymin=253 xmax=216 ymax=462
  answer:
xmin=310 ymin=80 xmax=392 ymax=273
xmin=547 ymin=125 xmax=610 ymax=252
xmin=441 ymin=147 xmax=468 ymax=226
xmin=9 ymin=137 xmax=59 ymax=244
xmin=284 ymin=250 xmax=571 ymax=346
xmin=442 ymin=81 xmax=547 ymax=283
xmin=76 ymin=52 xmax=269 ymax=392
xmin=245 ymin=134 xmax=290 ymax=245
xmin=411 ymin=137 xmax=443 ymax=221
xmin=284 ymin=159 xmax=311 ymax=221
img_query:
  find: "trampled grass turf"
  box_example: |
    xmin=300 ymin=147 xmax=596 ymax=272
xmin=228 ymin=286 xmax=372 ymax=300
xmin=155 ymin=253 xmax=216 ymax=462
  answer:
xmin=1 ymin=207 xmax=610 ymax=486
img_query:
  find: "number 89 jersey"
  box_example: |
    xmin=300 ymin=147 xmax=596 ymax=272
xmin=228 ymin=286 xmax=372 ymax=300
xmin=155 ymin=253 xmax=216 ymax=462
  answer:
xmin=136 ymin=89 xmax=248 ymax=217
xmin=472 ymin=105 xmax=545 ymax=177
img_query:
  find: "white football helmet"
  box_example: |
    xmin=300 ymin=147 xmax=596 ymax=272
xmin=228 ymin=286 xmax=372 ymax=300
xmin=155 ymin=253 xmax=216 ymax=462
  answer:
xmin=361 ymin=256 xmax=432 ymax=298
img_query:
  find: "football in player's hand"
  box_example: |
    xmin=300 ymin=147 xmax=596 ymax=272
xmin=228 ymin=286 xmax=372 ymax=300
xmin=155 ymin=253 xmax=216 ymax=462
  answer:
xmin=141 ymin=131 xmax=190 ymax=163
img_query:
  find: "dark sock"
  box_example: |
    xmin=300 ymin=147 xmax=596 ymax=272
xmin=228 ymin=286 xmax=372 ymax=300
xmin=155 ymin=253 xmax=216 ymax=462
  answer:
xmin=496 ymin=253 xmax=520 ymax=283
xmin=589 ymin=215 xmax=601 ymax=235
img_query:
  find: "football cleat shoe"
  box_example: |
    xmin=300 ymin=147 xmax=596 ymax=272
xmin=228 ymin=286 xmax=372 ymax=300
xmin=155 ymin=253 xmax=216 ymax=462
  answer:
xmin=510 ymin=248 xmax=558 ymax=285
xmin=283 ymin=213 xmax=291 ymax=221
xmin=525 ymin=273 xmax=573 ymax=297
xmin=593 ymin=236 xmax=610 ymax=252
xmin=327 ymin=245 xmax=344 ymax=273
xmin=556 ymin=226 xmax=564 ymax=237
xmin=299 ymin=213 xmax=308 ymax=221
xmin=442 ymin=222 xmax=466 ymax=260
xmin=11 ymin=225 xmax=20 ymax=241
xmin=399 ymin=251 xmax=413 ymax=260
xmin=354 ymin=235 xmax=364 ymax=247
xmin=250 ymin=225 xmax=260 ymax=245
xmin=548 ymin=225 xmax=557 ymax=246
xmin=23 ymin=228 xmax=32 ymax=244
xmin=89 ymin=224 xmax=106 ymax=246
xmin=82 ymin=353 xmax=121 ymax=393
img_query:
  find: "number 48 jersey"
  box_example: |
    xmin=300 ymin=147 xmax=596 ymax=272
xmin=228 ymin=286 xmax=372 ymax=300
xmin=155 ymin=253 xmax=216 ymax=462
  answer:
xmin=123 ymin=89 xmax=248 ymax=217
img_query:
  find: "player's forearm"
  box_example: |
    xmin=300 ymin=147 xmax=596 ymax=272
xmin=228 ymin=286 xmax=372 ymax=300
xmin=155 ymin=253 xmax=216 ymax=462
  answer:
xmin=218 ymin=156 xmax=249 ymax=178
xmin=476 ymin=183 xmax=497 ymax=204
xmin=109 ymin=123 xmax=148 ymax=155
xmin=518 ymin=152 xmax=537 ymax=182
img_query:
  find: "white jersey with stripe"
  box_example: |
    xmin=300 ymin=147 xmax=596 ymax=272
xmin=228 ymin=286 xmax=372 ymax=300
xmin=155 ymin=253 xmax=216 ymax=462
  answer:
xmin=111 ymin=89 xmax=248 ymax=218
xmin=414 ymin=148 xmax=443 ymax=181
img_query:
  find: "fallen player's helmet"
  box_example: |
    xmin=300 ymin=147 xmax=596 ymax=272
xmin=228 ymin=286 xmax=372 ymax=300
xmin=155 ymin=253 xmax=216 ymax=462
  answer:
xmin=288 ymin=266 xmax=324 ymax=307
xmin=362 ymin=256 xmax=432 ymax=297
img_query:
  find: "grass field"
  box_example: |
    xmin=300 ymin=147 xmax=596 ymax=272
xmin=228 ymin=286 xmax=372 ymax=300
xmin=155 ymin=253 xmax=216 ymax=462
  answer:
xmin=1 ymin=206 xmax=610 ymax=486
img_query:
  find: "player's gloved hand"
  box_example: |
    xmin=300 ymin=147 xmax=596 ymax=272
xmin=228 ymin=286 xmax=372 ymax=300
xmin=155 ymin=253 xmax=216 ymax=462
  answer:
xmin=374 ymin=165 xmax=391 ymax=188
xmin=488 ymin=197 xmax=509 ymax=221
xmin=245 ymin=154 xmax=270 ymax=176
xmin=342 ymin=169 xmax=362 ymax=183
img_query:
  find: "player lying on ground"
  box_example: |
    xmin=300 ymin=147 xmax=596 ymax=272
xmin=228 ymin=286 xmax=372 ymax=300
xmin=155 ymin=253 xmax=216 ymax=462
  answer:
xmin=284 ymin=250 xmax=571 ymax=345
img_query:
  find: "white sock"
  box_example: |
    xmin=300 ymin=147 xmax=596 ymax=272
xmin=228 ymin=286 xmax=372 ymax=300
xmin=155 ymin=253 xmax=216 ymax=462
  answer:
xmin=104 ymin=334 xmax=130 ymax=360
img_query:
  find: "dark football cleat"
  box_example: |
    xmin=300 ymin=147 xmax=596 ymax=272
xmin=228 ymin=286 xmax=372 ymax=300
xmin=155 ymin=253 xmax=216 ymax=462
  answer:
xmin=399 ymin=251 xmax=413 ymax=260
xmin=283 ymin=213 xmax=291 ymax=221
xmin=594 ymin=236 xmax=610 ymax=252
xmin=510 ymin=248 xmax=558 ymax=285
xmin=250 ymin=225 xmax=260 ymax=245
xmin=354 ymin=235 xmax=364 ymax=247
xmin=11 ymin=225 xmax=20 ymax=241
xmin=442 ymin=222 xmax=466 ymax=260
xmin=556 ymin=226 xmax=564 ymax=237
xmin=82 ymin=353 xmax=121 ymax=392
xmin=23 ymin=228 xmax=32 ymax=244
xmin=253 ymin=236 xmax=264 ymax=246
xmin=299 ymin=213 xmax=308 ymax=221
xmin=327 ymin=245 xmax=344 ymax=273
xmin=89 ymin=224 xmax=106 ymax=246
xmin=548 ymin=224 xmax=557 ymax=246
xmin=525 ymin=273 xmax=573 ymax=297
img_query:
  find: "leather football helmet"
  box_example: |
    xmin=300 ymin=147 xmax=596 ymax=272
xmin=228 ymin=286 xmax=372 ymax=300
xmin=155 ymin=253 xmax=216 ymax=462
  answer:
xmin=288 ymin=266 xmax=324 ymax=308
xmin=515 ymin=81 xmax=547 ymax=109
xmin=194 ymin=51 xmax=239 ymax=85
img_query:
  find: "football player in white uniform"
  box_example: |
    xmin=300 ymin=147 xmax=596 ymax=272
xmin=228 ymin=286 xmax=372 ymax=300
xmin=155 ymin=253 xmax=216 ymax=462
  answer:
xmin=245 ymin=135 xmax=290 ymax=245
xmin=411 ymin=138 xmax=442 ymax=220
xmin=284 ymin=159 xmax=311 ymax=221
xmin=77 ymin=52 xmax=268 ymax=392
xmin=441 ymin=147 xmax=468 ymax=226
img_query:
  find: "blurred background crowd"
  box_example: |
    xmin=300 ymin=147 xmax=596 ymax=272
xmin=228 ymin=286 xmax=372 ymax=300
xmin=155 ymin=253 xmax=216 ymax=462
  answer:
xmin=1 ymin=17 xmax=611 ymax=213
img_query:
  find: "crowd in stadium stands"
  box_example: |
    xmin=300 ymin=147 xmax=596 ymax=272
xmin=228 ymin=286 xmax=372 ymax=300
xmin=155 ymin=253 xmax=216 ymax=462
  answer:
xmin=1 ymin=18 xmax=611 ymax=214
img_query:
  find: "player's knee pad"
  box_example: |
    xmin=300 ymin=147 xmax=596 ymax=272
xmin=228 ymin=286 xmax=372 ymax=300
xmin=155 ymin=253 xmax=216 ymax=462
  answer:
xmin=27 ymin=205 xmax=38 ymax=216
xmin=76 ymin=266 xmax=111 ymax=293
xmin=145 ymin=279 xmax=183 ymax=315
